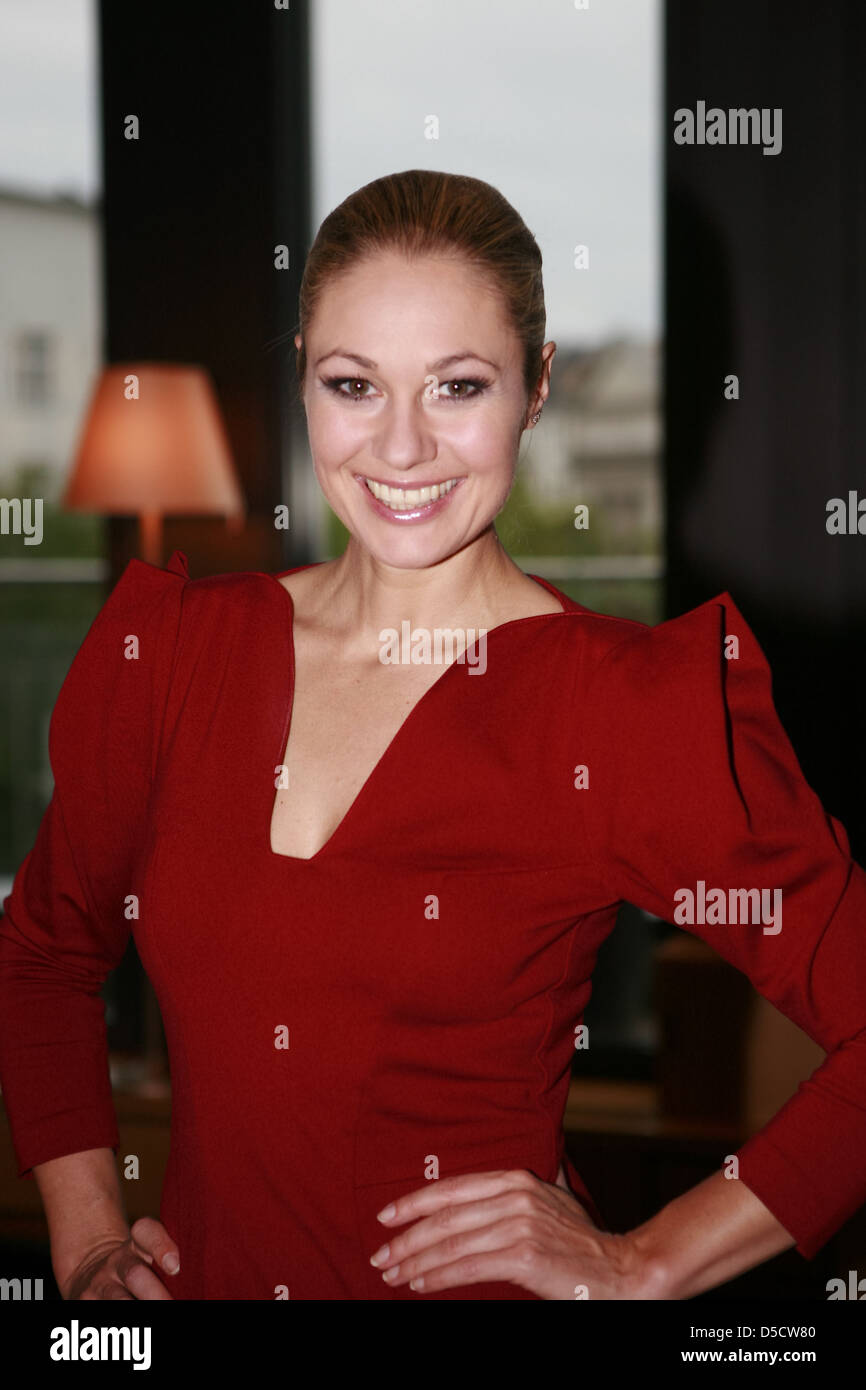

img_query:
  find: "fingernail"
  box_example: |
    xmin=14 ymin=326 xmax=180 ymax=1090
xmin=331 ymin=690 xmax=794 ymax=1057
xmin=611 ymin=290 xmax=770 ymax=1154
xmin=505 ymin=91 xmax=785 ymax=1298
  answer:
xmin=370 ymin=1245 xmax=389 ymax=1267
xmin=377 ymin=1204 xmax=396 ymax=1222
xmin=163 ymin=1253 xmax=180 ymax=1274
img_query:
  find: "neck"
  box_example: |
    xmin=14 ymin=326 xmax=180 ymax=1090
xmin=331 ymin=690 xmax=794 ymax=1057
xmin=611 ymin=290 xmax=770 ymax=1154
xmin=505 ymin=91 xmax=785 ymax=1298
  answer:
xmin=315 ymin=529 xmax=527 ymax=648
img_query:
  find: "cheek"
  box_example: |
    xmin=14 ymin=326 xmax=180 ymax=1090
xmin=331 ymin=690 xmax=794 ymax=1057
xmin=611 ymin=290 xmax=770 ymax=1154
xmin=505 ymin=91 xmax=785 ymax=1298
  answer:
xmin=460 ymin=420 xmax=519 ymax=484
xmin=436 ymin=404 xmax=514 ymax=457
xmin=307 ymin=405 xmax=366 ymax=468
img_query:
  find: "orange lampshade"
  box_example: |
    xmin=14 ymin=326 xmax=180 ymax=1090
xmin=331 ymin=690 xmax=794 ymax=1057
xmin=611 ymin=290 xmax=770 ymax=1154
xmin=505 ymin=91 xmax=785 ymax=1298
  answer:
xmin=63 ymin=362 xmax=246 ymax=562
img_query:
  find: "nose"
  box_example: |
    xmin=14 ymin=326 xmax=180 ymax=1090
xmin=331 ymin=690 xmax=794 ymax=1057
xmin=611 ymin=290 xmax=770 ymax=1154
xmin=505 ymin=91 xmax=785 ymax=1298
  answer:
xmin=370 ymin=394 xmax=438 ymax=473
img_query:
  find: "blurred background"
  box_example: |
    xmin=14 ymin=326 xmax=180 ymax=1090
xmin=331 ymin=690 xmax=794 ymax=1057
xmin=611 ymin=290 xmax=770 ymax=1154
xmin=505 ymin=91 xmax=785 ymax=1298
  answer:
xmin=0 ymin=0 xmax=864 ymax=1298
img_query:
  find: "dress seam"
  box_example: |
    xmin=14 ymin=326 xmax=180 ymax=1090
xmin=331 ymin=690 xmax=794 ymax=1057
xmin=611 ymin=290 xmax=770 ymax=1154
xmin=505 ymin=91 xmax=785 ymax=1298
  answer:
xmin=579 ymin=627 xmax=650 ymax=905
xmin=530 ymin=921 xmax=584 ymax=1180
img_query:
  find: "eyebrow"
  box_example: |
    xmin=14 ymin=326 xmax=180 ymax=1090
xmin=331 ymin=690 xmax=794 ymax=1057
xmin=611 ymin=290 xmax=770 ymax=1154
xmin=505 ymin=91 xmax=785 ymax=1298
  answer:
xmin=313 ymin=349 xmax=500 ymax=373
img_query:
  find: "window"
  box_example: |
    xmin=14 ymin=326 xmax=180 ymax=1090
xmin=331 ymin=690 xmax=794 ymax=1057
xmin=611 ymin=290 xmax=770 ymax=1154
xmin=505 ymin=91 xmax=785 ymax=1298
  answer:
xmin=14 ymin=329 xmax=55 ymax=407
xmin=0 ymin=4 xmax=106 ymax=909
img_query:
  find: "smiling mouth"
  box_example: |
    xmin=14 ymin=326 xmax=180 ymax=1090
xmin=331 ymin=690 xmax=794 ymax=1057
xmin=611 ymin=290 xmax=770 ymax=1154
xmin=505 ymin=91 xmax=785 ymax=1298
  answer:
xmin=362 ymin=476 xmax=461 ymax=510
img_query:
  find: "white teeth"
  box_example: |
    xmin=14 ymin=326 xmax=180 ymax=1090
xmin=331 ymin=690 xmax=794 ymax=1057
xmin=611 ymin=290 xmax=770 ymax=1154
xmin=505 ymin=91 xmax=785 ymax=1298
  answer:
xmin=364 ymin=477 xmax=459 ymax=510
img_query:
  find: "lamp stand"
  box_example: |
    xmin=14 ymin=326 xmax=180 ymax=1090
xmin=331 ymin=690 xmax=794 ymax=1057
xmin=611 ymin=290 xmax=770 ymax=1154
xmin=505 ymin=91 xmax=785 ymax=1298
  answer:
xmin=138 ymin=510 xmax=163 ymax=567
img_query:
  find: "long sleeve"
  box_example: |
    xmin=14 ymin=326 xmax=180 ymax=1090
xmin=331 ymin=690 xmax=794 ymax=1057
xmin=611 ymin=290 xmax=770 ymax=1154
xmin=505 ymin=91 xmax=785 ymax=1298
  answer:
xmin=581 ymin=591 xmax=866 ymax=1259
xmin=0 ymin=550 xmax=189 ymax=1178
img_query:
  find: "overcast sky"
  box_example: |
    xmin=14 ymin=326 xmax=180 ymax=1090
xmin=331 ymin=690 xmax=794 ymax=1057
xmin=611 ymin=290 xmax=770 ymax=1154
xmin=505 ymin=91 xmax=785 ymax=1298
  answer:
xmin=0 ymin=0 xmax=660 ymax=348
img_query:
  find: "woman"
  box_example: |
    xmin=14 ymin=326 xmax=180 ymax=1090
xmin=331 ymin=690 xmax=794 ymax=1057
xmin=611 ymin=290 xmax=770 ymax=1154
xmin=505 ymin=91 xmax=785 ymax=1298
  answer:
xmin=1 ymin=169 xmax=865 ymax=1301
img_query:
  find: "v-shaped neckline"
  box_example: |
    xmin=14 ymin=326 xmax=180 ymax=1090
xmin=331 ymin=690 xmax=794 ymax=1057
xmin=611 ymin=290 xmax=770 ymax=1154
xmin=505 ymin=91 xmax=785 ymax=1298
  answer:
xmin=261 ymin=565 xmax=579 ymax=864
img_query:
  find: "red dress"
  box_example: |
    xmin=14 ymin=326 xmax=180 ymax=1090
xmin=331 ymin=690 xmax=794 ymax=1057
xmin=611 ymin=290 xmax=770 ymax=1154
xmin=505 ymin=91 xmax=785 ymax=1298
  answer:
xmin=1 ymin=550 xmax=865 ymax=1299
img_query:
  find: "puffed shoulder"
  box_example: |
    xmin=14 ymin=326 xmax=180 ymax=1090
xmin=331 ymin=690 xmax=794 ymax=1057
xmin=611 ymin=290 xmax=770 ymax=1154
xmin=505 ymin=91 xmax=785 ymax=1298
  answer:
xmin=42 ymin=549 xmax=190 ymax=940
xmin=581 ymin=589 xmax=855 ymax=931
xmin=49 ymin=548 xmax=188 ymax=764
xmin=580 ymin=590 xmax=866 ymax=1260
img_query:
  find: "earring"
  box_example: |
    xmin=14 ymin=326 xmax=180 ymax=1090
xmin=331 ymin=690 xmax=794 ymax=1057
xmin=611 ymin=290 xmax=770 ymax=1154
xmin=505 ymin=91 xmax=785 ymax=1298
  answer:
xmin=530 ymin=408 xmax=542 ymax=425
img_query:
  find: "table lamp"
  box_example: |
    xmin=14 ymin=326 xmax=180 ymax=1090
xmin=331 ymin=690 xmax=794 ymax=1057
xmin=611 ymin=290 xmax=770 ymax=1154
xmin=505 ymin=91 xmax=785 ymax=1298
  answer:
xmin=62 ymin=362 xmax=246 ymax=565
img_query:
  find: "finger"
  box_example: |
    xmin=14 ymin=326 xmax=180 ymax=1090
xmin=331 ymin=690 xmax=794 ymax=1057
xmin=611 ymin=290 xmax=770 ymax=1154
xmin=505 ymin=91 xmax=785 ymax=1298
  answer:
xmin=79 ymin=1278 xmax=136 ymax=1301
xmin=381 ymin=1213 xmax=543 ymax=1289
xmin=130 ymin=1216 xmax=181 ymax=1276
xmin=116 ymin=1253 xmax=175 ymax=1301
xmin=399 ymin=1241 xmax=541 ymax=1295
xmin=376 ymin=1168 xmax=536 ymax=1230
xmin=373 ymin=1188 xmax=544 ymax=1270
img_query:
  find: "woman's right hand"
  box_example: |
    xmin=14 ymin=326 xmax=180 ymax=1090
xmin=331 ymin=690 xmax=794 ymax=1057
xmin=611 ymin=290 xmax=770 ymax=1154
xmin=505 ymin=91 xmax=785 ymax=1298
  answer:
xmin=59 ymin=1216 xmax=180 ymax=1300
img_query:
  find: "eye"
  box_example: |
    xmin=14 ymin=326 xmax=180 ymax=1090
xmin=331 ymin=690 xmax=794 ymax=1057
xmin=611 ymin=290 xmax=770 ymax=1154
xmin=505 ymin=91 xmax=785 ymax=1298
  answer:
xmin=322 ymin=376 xmax=376 ymax=402
xmin=436 ymin=377 xmax=489 ymax=401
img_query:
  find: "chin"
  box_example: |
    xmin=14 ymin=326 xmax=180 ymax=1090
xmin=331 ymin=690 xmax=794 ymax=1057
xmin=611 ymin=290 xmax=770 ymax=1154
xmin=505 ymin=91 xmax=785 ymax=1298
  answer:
xmin=357 ymin=535 xmax=461 ymax=571
xmin=338 ymin=517 xmax=465 ymax=569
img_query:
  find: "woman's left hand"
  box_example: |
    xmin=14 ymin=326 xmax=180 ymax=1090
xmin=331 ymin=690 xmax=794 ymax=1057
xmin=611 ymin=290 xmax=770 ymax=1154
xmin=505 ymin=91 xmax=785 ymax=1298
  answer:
xmin=368 ymin=1167 xmax=661 ymax=1299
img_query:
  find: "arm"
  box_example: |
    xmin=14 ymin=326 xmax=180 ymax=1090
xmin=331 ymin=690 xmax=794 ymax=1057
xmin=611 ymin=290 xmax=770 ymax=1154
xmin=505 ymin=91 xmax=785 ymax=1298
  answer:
xmin=626 ymin=1168 xmax=795 ymax=1299
xmin=33 ymin=1146 xmax=180 ymax=1299
xmin=367 ymin=1156 xmax=798 ymax=1300
xmin=558 ymin=1157 xmax=793 ymax=1297
xmin=0 ymin=556 xmax=189 ymax=1297
xmin=33 ymin=1147 xmax=131 ymax=1291
xmin=0 ymin=555 xmax=188 ymax=1187
xmin=582 ymin=595 xmax=866 ymax=1264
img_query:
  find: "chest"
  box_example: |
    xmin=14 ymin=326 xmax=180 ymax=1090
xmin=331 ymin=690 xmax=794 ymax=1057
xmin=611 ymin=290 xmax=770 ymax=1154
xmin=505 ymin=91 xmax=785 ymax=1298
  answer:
xmin=268 ymin=642 xmax=452 ymax=861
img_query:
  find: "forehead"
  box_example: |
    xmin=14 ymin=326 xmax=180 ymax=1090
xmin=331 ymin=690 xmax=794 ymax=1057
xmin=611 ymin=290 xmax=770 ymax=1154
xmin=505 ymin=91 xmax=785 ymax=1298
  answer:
xmin=310 ymin=250 xmax=514 ymax=348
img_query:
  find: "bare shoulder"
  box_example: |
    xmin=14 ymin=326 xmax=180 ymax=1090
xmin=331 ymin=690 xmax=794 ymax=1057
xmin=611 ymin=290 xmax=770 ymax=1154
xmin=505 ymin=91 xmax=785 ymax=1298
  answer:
xmin=274 ymin=560 xmax=340 ymax=614
xmin=511 ymin=575 xmax=566 ymax=619
xmin=483 ymin=570 xmax=566 ymax=622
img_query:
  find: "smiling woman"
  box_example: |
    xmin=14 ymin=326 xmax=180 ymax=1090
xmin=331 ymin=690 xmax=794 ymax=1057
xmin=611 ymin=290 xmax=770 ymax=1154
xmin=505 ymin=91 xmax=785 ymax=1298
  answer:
xmin=291 ymin=173 xmax=554 ymax=571
xmin=1 ymin=170 xmax=866 ymax=1302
